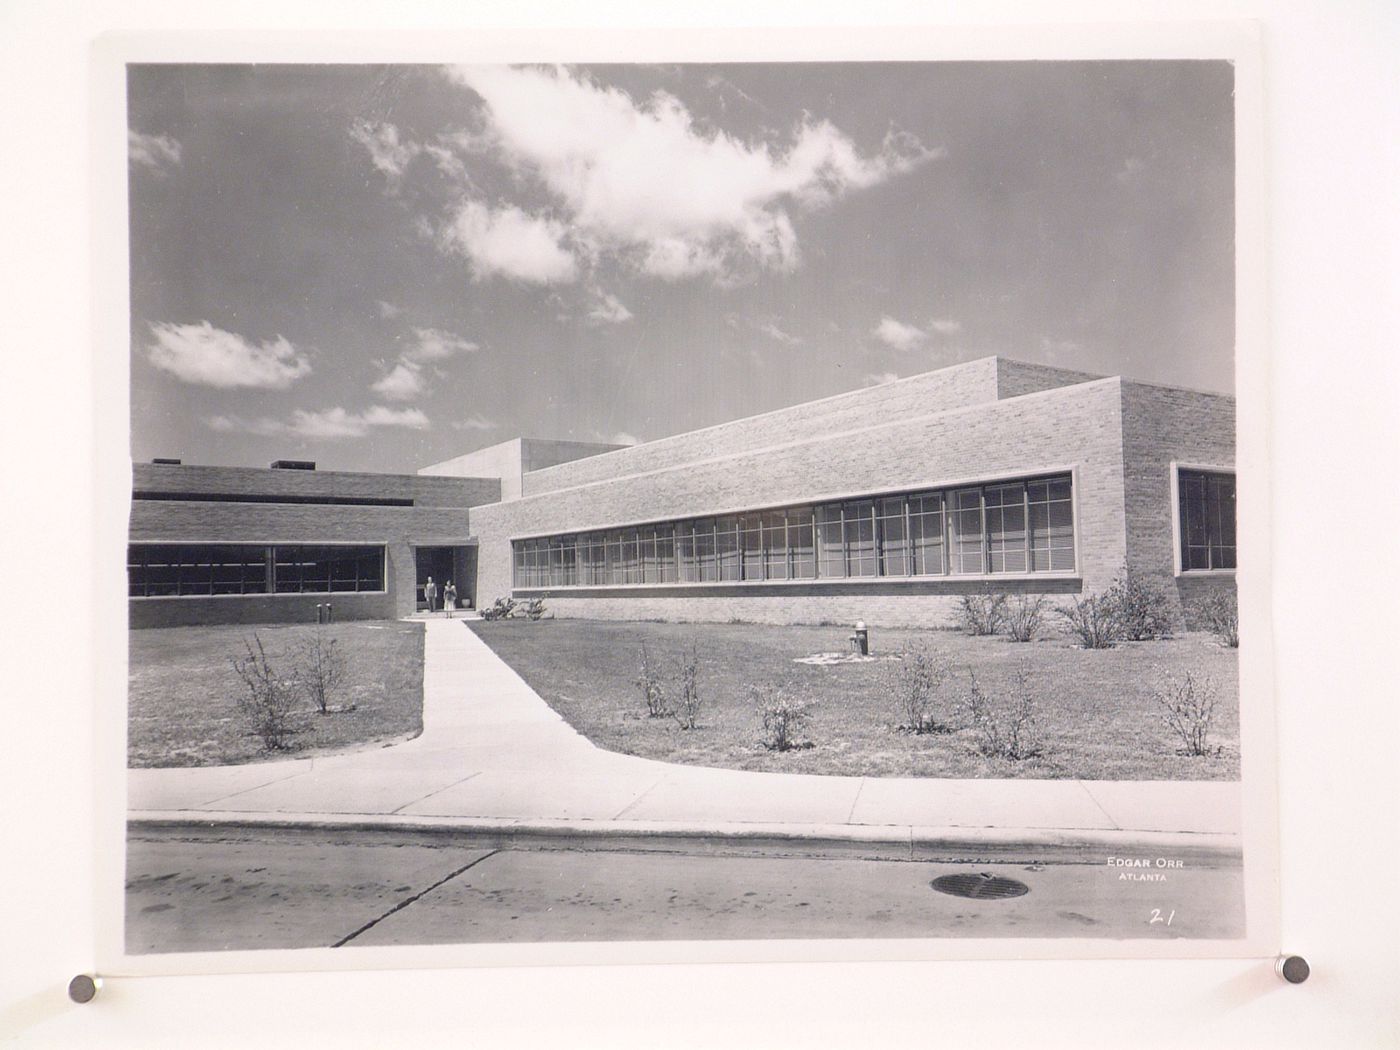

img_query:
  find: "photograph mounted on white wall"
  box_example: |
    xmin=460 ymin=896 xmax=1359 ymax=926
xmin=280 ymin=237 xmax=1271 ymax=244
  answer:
xmin=97 ymin=29 xmax=1275 ymax=974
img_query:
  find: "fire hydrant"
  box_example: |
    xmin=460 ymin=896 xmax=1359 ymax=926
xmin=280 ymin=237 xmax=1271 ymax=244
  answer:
xmin=851 ymin=620 xmax=869 ymax=656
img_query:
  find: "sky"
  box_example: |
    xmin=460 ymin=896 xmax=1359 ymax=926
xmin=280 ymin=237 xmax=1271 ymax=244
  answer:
xmin=127 ymin=61 xmax=1235 ymax=473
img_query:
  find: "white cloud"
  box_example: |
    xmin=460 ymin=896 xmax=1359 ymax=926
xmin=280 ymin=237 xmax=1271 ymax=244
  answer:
xmin=451 ymin=414 xmax=497 ymax=431
xmin=864 ymin=371 xmax=900 ymax=386
xmin=206 ymin=405 xmax=429 ymax=440
xmin=611 ymin=431 xmax=640 ymax=445
xmin=445 ymin=65 xmax=939 ymax=283
xmin=371 ymin=362 xmax=425 ymax=401
xmin=406 ymin=326 xmax=479 ymax=362
xmin=872 ymin=316 xmax=927 ymax=352
xmin=129 ymin=130 xmax=182 ymax=174
xmin=360 ymin=405 xmax=430 ymax=429
xmin=587 ymin=292 xmax=634 ymax=325
xmin=442 ymin=200 xmax=578 ymax=284
xmin=147 ymin=321 xmax=311 ymax=389
xmin=928 ymin=317 xmax=962 ymax=335
xmin=757 ymin=321 xmax=802 ymax=345
xmin=372 ymin=326 xmax=479 ymax=401
xmin=422 ymin=145 xmax=464 ymax=181
xmin=349 ymin=121 xmax=420 ymax=184
xmin=376 ymin=300 xmax=403 ymax=319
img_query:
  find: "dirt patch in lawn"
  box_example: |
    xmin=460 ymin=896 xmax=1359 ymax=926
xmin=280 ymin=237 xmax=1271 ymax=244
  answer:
xmin=467 ymin=619 xmax=1240 ymax=780
xmin=128 ymin=620 xmax=424 ymax=768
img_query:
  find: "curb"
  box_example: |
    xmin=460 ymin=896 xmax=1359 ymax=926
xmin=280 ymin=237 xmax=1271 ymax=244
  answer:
xmin=128 ymin=811 xmax=1244 ymax=867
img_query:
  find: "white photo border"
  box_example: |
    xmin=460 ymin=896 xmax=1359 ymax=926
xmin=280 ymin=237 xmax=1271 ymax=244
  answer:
xmin=91 ymin=21 xmax=1276 ymax=978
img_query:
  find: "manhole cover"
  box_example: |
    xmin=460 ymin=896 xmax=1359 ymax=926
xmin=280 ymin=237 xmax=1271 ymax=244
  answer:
xmin=931 ymin=873 xmax=1030 ymax=900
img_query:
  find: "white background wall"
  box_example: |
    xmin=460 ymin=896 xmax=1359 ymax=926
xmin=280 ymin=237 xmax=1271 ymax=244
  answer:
xmin=2 ymin=2 xmax=1397 ymax=1047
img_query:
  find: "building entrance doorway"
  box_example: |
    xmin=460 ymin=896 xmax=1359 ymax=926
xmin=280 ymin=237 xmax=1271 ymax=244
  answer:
xmin=414 ymin=545 xmax=476 ymax=611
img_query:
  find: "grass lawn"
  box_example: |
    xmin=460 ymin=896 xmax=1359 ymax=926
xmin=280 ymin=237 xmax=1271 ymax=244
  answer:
xmin=128 ymin=620 xmax=424 ymax=768
xmin=468 ymin=620 xmax=1240 ymax=781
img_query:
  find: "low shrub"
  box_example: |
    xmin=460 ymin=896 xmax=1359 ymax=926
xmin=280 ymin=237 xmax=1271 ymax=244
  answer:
xmin=960 ymin=668 xmax=1044 ymax=760
xmin=1056 ymin=593 xmax=1121 ymax=649
xmin=672 ymin=644 xmax=703 ymax=730
xmin=751 ymin=682 xmax=816 ymax=751
xmin=230 ymin=634 xmax=302 ymax=752
xmin=521 ymin=595 xmax=548 ymax=621
xmin=1195 ymin=591 xmax=1240 ymax=648
xmin=1153 ymin=668 xmax=1220 ymax=756
xmin=1002 ymin=594 xmax=1048 ymax=643
xmin=480 ymin=596 xmax=517 ymax=621
xmin=294 ymin=623 xmax=346 ymax=715
xmin=884 ymin=642 xmax=953 ymax=733
xmin=635 ymin=642 xmax=669 ymax=718
xmin=959 ymin=592 xmax=1007 ymax=636
xmin=1106 ymin=570 xmax=1174 ymax=641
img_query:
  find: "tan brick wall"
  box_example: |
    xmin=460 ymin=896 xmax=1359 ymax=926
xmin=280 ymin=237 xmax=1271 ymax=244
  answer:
xmin=129 ymin=592 xmax=393 ymax=629
xmin=472 ymin=379 xmax=1129 ymax=627
xmin=1119 ymin=380 xmax=1237 ymax=626
xmin=520 ymin=357 xmax=1006 ymax=497
xmin=132 ymin=463 xmax=499 ymax=508
xmin=521 ymin=358 xmax=1107 ymax=499
xmin=995 ymin=358 xmax=1106 ymax=398
xmin=127 ymin=469 xmax=485 ymax=627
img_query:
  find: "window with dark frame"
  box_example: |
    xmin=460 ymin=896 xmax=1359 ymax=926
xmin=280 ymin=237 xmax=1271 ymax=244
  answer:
xmin=1178 ymin=468 xmax=1236 ymax=571
xmin=510 ymin=472 xmax=1077 ymax=589
xmin=128 ymin=543 xmax=385 ymax=597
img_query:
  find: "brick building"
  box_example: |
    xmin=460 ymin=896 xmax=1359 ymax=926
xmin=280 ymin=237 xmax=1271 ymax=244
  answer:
xmin=129 ymin=356 xmax=1236 ymax=629
xmin=126 ymin=463 xmax=501 ymax=628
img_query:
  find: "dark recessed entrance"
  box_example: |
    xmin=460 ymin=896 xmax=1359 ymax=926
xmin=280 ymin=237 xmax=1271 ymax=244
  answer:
xmin=930 ymin=873 xmax=1030 ymax=900
xmin=414 ymin=545 xmax=476 ymax=611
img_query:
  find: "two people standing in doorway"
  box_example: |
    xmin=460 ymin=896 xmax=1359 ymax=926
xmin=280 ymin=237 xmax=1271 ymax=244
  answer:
xmin=422 ymin=576 xmax=458 ymax=617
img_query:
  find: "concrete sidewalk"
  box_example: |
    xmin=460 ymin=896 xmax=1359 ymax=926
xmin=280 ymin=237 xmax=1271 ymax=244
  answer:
xmin=128 ymin=619 xmax=1242 ymax=856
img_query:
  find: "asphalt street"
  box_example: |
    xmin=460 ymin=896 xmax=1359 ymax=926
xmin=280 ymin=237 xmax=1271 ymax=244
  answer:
xmin=126 ymin=825 xmax=1244 ymax=952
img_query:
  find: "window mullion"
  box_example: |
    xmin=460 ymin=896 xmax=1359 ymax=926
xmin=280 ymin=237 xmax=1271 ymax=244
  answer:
xmin=1023 ymin=482 xmax=1032 ymax=573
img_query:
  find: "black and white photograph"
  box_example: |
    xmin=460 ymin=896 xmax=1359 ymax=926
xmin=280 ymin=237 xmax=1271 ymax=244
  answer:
xmin=12 ymin=4 xmax=1400 ymax=1047
xmin=116 ymin=53 xmax=1261 ymax=962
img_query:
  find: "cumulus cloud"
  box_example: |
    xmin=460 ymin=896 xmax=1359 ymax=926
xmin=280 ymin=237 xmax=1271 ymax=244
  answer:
xmin=206 ymin=405 xmax=428 ymax=440
xmin=757 ymin=321 xmax=802 ymax=345
xmin=406 ymin=326 xmax=478 ymax=361
xmin=372 ymin=325 xmax=479 ymax=401
xmin=349 ymin=121 xmax=421 ymax=185
xmin=147 ymin=321 xmax=311 ymax=389
xmin=586 ymin=292 xmax=634 ymax=325
xmin=864 ymin=371 xmax=900 ymax=386
xmin=371 ymin=362 xmax=425 ymax=401
xmin=872 ymin=316 xmax=928 ymax=352
xmin=872 ymin=315 xmax=962 ymax=351
xmin=444 ymin=65 xmax=939 ymax=283
xmin=441 ymin=200 xmax=577 ymax=284
xmin=129 ymin=130 xmax=182 ymax=174
xmin=451 ymin=414 xmax=497 ymax=431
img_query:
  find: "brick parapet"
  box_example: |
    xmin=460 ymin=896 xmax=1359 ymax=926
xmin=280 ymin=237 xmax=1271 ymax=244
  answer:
xmin=472 ymin=379 xmax=1129 ymax=626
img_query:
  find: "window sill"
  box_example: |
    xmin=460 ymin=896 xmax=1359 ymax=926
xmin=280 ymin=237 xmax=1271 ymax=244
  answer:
xmin=1174 ymin=569 xmax=1236 ymax=578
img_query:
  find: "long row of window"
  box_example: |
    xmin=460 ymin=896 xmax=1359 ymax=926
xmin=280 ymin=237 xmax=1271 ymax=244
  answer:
xmin=512 ymin=475 xmax=1075 ymax=589
xmin=127 ymin=544 xmax=385 ymax=598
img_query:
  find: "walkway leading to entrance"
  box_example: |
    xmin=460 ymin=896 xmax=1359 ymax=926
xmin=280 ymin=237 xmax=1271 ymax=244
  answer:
xmin=129 ymin=619 xmax=1242 ymax=853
